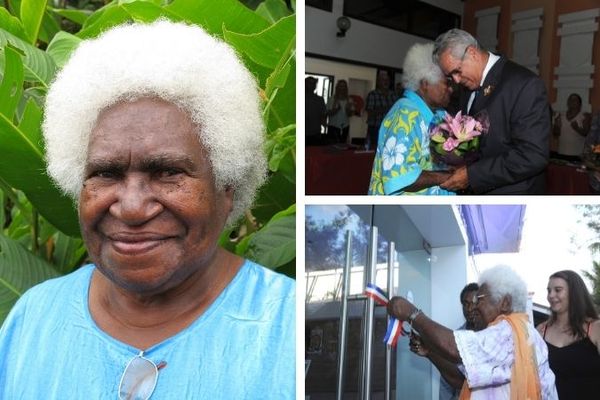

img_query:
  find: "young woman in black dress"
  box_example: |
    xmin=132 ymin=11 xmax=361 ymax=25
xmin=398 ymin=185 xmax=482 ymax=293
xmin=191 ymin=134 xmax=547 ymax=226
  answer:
xmin=537 ymin=270 xmax=600 ymax=399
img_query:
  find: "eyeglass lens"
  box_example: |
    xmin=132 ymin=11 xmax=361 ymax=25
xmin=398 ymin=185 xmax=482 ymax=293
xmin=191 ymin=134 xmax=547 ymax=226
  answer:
xmin=119 ymin=354 xmax=158 ymax=400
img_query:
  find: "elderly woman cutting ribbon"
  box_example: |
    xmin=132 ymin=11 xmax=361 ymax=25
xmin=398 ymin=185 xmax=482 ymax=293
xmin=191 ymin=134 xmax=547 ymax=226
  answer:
xmin=0 ymin=20 xmax=295 ymax=399
xmin=387 ymin=265 xmax=558 ymax=400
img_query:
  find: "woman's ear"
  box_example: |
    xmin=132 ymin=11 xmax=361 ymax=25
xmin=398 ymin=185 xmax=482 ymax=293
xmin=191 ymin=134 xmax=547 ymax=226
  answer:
xmin=500 ymin=295 xmax=513 ymax=314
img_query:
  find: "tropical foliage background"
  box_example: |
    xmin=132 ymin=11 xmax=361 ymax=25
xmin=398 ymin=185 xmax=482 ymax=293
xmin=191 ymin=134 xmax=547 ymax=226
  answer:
xmin=0 ymin=0 xmax=296 ymax=324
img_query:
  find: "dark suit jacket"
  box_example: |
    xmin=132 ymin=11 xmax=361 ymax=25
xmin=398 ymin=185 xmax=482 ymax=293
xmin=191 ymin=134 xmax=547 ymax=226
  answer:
xmin=462 ymin=56 xmax=550 ymax=194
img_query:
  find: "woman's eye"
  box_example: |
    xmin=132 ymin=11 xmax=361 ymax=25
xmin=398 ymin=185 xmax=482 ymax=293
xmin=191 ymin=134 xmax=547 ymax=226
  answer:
xmin=90 ymin=170 xmax=119 ymax=179
xmin=158 ymin=168 xmax=183 ymax=178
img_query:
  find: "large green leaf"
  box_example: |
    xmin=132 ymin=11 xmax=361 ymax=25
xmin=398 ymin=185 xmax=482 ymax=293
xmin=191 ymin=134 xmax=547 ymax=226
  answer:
xmin=46 ymin=30 xmax=81 ymax=68
xmin=0 ymin=45 xmax=23 ymax=118
xmin=0 ymin=7 xmax=28 ymax=41
xmin=49 ymin=7 xmax=93 ymax=26
xmin=0 ymin=48 xmax=79 ymax=236
xmin=237 ymin=205 xmax=295 ymax=269
xmin=264 ymin=55 xmax=295 ymax=134
xmin=0 ymin=27 xmax=56 ymax=86
xmin=37 ymin=9 xmax=61 ymax=44
xmin=255 ymin=0 xmax=291 ymax=23
xmin=20 ymin=0 xmax=48 ymax=44
xmin=223 ymin=14 xmax=294 ymax=70
xmin=252 ymin=172 xmax=295 ymax=224
xmin=0 ymin=233 xmax=60 ymax=323
xmin=166 ymin=0 xmax=270 ymax=36
xmin=51 ymin=231 xmax=86 ymax=275
xmin=76 ymin=2 xmax=175 ymax=39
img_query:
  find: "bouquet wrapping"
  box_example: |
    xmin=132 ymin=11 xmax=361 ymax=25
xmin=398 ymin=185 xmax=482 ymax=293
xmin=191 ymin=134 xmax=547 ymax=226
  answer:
xmin=429 ymin=110 xmax=489 ymax=167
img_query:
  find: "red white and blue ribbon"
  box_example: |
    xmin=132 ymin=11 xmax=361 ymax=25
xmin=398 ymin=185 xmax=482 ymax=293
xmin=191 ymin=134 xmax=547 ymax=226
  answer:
xmin=364 ymin=283 xmax=404 ymax=348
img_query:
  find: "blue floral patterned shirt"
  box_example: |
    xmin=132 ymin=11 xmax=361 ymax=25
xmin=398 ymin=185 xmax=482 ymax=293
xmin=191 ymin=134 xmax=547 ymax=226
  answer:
xmin=368 ymin=90 xmax=454 ymax=195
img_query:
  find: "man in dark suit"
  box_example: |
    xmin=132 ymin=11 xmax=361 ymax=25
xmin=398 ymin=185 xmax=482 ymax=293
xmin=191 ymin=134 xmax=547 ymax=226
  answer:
xmin=433 ymin=29 xmax=550 ymax=194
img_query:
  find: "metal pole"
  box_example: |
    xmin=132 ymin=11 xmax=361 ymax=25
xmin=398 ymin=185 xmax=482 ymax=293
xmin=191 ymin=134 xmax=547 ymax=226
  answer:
xmin=385 ymin=242 xmax=396 ymax=400
xmin=336 ymin=231 xmax=352 ymax=400
xmin=362 ymin=226 xmax=378 ymax=400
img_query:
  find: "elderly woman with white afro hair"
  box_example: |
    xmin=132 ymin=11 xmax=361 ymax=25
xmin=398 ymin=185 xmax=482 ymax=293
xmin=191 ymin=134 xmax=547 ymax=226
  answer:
xmin=0 ymin=20 xmax=295 ymax=400
xmin=368 ymin=42 xmax=455 ymax=196
xmin=388 ymin=264 xmax=558 ymax=399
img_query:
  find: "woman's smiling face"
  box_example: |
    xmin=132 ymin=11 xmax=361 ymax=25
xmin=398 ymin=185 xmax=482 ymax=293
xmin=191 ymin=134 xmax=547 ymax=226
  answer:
xmin=79 ymin=97 xmax=233 ymax=295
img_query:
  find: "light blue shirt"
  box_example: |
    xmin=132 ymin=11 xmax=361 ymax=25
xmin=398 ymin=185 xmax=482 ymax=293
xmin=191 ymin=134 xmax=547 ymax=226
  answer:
xmin=0 ymin=260 xmax=295 ymax=399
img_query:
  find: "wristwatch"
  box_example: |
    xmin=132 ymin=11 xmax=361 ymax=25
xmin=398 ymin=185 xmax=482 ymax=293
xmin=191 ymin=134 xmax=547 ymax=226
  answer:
xmin=408 ymin=308 xmax=422 ymax=326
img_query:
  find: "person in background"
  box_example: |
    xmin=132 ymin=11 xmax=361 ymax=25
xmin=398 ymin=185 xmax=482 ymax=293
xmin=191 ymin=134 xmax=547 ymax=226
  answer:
xmin=326 ymin=79 xmax=355 ymax=144
xmin=388 ymin=265 xmax=558 ymax=399
xmin=306 ymin=76 xmax=327 ymax=146
xmin=433 ymin=29 xmax=550 ymax=194
xmin=410 ymin=283 xmax=482 ymax=400
xmin=537 ymin=270 xmax=600 ymax=399
xmin=582 ymin=111 xmax=600 ymax=193
xmin=365 ymin=70 xmax=398 ymax=150
xmin=553 ymin=93 xmax=591 ymax=162
xmin=368 ymin=43 xmax=454 ymax=195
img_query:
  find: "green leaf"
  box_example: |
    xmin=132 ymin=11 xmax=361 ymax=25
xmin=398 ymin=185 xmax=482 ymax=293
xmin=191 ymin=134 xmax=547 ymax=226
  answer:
xmin=265 ymin=124 xmax=295 ymax=171
xmin=252 ymin=172 xmax=295 ymax=224
xmin=0 ymin=49 xmax=79 ymax=236
xmin=49 ymin=7 xmax=93 ymax=26
xmin=165 ymin=0 xmax=270 ymax=36
xmin=223 ymin=14 xmax=294 ymax=69
xmin=37 ymin=10 xmax=61 ymax=44
xmin=46 ymin=30 xmax=81 ymax=68
xmin=20 ymin=0 xmax=48 ymax=44
xmin=0 ymin=7 xmax=28 ymax=41
xmin=0 ymin=45 xmax=23 ymax=119
xmin=0 ymin=189 xmax=5 ymax=230
xmin=77 ymin=2 xmax=175 ymax=39
xmin=0 ymin=27 xmax=57 ymax=86
xmin=255 ymin=0 xmax=291 ymax=23
xmin=239 ymin=206 xmax=295 ymax=270
xmin=51 ymin=231 xmax=86 ymax=275
xmin=0 ymin=233 xmax=60 ymax=323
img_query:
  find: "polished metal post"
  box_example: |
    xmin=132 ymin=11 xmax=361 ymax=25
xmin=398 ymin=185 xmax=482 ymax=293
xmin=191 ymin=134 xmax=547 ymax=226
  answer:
xmin=385 ymin=242 xmax=395 ymax=400
xmin=336 ymin=231 xmax=352 ymax=400
xmin=362 ymin=226 xmax=378 ymax=400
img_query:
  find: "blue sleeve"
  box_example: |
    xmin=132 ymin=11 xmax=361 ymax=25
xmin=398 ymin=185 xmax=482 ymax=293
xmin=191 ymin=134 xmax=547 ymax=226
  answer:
xmin=376 ymin=104 xmax=425 ymax=194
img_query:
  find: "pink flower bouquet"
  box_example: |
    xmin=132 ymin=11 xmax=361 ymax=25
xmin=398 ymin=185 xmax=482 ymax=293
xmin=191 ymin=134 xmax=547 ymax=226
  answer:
xmin=429 ymin=110 xmax=489 ymax=167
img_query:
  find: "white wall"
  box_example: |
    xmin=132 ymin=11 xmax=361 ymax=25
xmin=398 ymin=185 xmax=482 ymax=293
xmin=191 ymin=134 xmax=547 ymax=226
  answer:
xmin=306 ymin=0 xmax=464 ymax=69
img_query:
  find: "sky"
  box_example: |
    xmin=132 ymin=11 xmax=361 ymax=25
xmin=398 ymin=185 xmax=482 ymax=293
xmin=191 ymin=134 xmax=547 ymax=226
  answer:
xmin=471 ymin=204 xmax=597 ymax=306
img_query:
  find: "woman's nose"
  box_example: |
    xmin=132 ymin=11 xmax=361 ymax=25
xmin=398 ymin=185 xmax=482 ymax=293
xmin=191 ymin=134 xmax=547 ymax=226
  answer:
xmin=109 ymin=174 xmax=163 ymax=225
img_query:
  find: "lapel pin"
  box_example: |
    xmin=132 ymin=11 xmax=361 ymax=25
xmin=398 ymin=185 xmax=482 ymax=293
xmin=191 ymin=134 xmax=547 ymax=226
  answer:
xmin=483 ymin=85 xmax=494 ymax=97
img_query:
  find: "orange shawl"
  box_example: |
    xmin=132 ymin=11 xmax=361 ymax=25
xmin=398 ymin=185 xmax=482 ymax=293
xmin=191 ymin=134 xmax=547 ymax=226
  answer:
xmin=458 ymin=313 xmax=541 ymax=400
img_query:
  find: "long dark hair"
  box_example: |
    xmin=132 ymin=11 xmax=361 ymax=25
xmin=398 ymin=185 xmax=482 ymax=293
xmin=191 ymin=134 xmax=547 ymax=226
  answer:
xmin=548 ymin=270 xmax=598 ymax=338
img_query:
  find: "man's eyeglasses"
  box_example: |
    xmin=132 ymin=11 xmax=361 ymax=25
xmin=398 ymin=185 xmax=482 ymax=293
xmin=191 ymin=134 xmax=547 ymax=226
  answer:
xmin=119 ymin=351 xmax=166 ymax=400
xmin=471 ymin=293 xmax=488 ymax=305
xmin=446 ymin=46 xmax=470 ymax=79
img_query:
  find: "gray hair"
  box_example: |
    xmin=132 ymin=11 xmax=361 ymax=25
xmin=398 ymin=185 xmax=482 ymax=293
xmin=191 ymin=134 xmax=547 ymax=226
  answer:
xmin=401 ymin=43 xmax=445 ymax=91
xmin=43 ymin=19 xmax=267 ymax=226
xmin=432 ymin=29 xmax=481 ymax=64
xmin=479 ymin=265 xmax=528 ymax=313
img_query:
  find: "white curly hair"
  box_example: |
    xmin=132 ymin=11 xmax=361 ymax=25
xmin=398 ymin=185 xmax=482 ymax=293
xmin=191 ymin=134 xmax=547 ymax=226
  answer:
xmin=401 ymin=43 xmax=445 ymax=91
xmin=479 ymin=265 xmax=528 ymax=313
xmin=42 ymin=19 xmax=267 ymax=226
